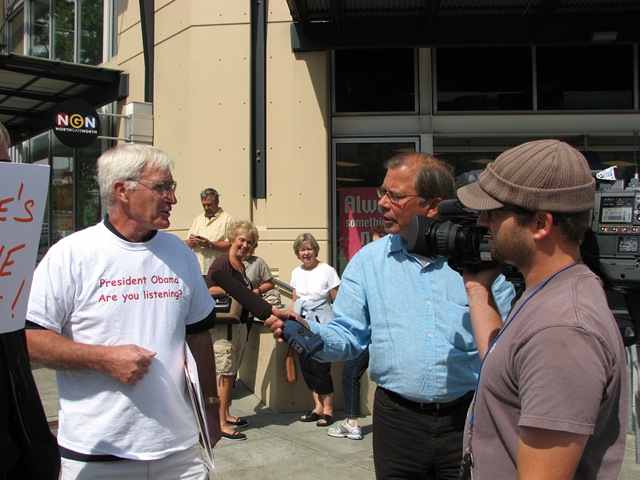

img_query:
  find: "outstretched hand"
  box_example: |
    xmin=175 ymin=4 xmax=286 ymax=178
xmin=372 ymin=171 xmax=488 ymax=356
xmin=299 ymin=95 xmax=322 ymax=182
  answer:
xmin=265 ymin=307 xmax=290 ymax=343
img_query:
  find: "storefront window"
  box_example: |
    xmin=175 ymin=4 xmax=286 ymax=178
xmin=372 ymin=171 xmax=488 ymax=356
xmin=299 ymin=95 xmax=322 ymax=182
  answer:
xmin=334 ymin=140 xmax=418 ymax=273
xmin=30 ymin=133 xmax=51 ymax=259
xmin=8 ymin=6 xmax=25 ymax=54
xmin=30 ymin=0 xmax=50 ymax=58
xmin=79 ymin=0 xmax=103 ymax=64
xmin=51 ymin=137 xmax=74 ymax=242
xmin=76 ymin=143 xmax=101 ymax=229
xmin=26 ymin=0 xmax=104 ymax=64
xmin=436 ymin=47 xmax=533 ymax=112
xmin=334 ymin=48 xmax=417 ymax=114
xmin=537 ymin=46 xmax=633 ymax=110
xmin=53 ymin=0 xmax=75 ymax=62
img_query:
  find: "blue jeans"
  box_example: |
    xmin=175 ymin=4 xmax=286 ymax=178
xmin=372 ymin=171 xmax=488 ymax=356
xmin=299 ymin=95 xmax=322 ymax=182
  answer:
xmin=341 ymin=349 xmax=369 ymax=417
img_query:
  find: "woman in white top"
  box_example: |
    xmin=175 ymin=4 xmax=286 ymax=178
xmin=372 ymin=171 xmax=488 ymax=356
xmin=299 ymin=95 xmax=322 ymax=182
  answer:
xmin=290 ymin=233 xmax=340 ymax=427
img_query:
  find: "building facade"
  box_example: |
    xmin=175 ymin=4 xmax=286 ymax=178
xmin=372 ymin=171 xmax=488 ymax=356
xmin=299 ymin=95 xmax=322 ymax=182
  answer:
xmin=2 ymin=0 xmax=640 ymax=411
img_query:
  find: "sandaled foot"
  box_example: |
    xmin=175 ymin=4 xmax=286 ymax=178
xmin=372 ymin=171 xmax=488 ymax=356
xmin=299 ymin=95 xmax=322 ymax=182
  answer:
xmin=226 ymin=417 xmax=249 ymax=428
xmin=316 ymin=414 xmax=334 ymax=427
xmin=300 ymin=411 xmax=322 ymax=422
xmin=221 ymin=430 xmax=247 ymax=441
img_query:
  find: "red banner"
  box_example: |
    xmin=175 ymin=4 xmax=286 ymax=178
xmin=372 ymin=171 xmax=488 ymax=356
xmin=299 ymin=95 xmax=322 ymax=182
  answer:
xmin=338 ymin=187 xmax=384 ymax=262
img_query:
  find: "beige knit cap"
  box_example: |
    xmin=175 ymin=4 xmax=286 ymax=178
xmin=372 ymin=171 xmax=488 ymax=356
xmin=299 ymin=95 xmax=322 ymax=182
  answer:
xmin=457 ymin=139 xmax=595 ymax=212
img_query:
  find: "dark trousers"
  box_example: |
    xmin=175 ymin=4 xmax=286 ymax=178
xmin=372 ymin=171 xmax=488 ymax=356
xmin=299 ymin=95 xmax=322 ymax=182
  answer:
xmin=373 ymin=387 xmax=472 ymax=480
xmin=341 ymin=349 xmax=369 ymax=417
xmin=298 ymin=356 xmax=333 ymax=395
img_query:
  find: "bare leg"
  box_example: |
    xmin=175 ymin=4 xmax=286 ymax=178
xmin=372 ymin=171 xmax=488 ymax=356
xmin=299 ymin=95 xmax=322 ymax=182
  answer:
xmin=312 ymin=390 xmax=324 ymax=414
xmin=218 ymin=374 xmax=235 ymax=434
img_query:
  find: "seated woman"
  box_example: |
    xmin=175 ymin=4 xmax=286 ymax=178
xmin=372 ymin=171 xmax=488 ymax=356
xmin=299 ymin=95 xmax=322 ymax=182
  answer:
xmin=290 ymin=232 xmax=340 ymax=427
xmin=205 ymin=220 xmax=259 ymax=441
xmin=243 ymin=243 xmax=283 ymax=308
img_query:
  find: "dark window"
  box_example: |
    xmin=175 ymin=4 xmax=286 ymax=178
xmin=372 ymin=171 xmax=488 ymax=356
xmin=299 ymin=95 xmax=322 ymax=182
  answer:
xmin=436 ymin=47 xmax=533 ymax=112
xmin=80 ymin=0 xmax=104 ymax=65
xmin=31 ymin=0 xmax=50 ymax=58
xmin=54 ymin=0 xmax=75 ymax=62
xmin=537 ymin=46 xmax=633 ymax=110
xmin=335 ymin=140 xmax=417 ymax=274
xmin=334 ymin=49 xmax=416 ymax=114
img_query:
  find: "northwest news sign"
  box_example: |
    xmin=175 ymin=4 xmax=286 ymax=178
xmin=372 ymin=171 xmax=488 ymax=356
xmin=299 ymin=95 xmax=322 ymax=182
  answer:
xmin=53 ymin=98 xmax=100 ymax=148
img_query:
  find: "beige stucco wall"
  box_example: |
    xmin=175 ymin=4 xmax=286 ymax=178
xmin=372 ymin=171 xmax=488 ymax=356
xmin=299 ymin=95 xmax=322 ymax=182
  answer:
xmin=107 ymin=0 xmax=374 ymax=413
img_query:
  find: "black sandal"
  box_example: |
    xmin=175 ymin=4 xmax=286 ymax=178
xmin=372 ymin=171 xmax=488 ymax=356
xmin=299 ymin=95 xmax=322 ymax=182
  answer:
xmin=316 ymin=414 xmax=333 ymax=427
xmin=300 ymin=411 xmax=322 ymax=422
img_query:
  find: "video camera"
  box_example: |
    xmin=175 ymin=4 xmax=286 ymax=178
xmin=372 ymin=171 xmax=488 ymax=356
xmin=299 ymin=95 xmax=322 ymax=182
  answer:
xmin=407 ymin=167 xmax=640 ymax=345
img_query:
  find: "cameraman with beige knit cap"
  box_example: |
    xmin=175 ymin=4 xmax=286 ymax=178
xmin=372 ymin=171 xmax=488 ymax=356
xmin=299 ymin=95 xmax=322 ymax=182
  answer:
xmin=457 ymin=139 xmax=627 ymax=479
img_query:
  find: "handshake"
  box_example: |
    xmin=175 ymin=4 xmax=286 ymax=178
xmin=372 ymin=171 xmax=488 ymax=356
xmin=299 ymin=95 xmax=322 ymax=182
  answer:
xmin=210 ymin=270 xmax=324 ymax=360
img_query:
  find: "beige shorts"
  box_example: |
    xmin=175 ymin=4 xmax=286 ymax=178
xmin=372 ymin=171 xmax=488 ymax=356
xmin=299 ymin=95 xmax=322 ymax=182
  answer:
xmin=210 ymin=323 xmax=248 ymax=376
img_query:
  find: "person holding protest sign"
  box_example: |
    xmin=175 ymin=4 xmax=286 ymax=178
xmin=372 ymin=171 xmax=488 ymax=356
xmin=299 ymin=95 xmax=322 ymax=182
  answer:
xmin=0 ymin=121 xmax=60 ymax=479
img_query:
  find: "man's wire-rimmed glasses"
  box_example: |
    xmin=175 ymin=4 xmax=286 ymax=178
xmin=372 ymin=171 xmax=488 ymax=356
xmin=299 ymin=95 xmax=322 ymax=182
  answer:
xmin=137 ymin=179 xmax=178 ymax=194
xmin=375 ymin=187 xmax=421 ymax=205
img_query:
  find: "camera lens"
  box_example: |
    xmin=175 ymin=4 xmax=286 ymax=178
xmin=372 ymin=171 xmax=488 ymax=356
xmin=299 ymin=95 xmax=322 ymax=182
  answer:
xmin=408 ymin=215 xmax=493 ymax=268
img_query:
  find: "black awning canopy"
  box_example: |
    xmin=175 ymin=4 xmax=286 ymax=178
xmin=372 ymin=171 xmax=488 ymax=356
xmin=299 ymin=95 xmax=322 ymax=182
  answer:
xmin=287 ymin=0 xmax=640 ymax=51
xmin=0 ymin=53 xmax=128 ymax=145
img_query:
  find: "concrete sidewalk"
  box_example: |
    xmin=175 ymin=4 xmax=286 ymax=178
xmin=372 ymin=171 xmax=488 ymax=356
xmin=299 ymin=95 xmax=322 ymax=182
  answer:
xmin=32 ymin=366 xmax=639 ymax=479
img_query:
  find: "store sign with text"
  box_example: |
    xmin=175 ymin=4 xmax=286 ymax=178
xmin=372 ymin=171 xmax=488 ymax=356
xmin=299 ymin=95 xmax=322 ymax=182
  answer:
xmin=339 ymin=187 xmax=383 ymax=262
xmin=53 ymin=98 xmax=100 ymax=148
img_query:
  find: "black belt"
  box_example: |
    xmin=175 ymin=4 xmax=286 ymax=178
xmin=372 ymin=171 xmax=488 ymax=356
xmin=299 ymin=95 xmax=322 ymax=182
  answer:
xmin=59 ymin=446 xmax=126 ymax=462
xmin=380 ymin=387 xmax=474 ymax=414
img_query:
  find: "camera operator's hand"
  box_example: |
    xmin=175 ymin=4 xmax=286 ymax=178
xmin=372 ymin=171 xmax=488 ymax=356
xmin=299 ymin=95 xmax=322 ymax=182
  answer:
xmin=462 ymin=264 xmax=504 ymax=360
xmin=462 ymin=263 xmax=501 ymax=292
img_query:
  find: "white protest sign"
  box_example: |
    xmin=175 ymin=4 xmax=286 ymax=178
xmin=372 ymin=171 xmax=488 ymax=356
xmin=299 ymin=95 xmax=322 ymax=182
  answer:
xmin=0 ymin=163 xmax=50 ymax=333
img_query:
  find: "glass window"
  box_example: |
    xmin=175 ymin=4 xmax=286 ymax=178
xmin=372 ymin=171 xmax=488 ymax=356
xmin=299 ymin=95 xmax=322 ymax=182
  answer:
xmin=53 ymin=0 xmax=75 ymax=62
xmin=30 ymin=133 xmax=51 ymax=259
xmin=537 ymin=46 xmax=633 ymax=110
xmin=436 ymin=47 xmax=533 ymax=112
xmin=335 ymin=140 xmax=418 ymax=273
xmin=334 ymin=49 xmax=417 ymax=114
xmin=79 ymin=0 xmax=103 ymax=64
xmin=434 ymin=151 xmax=498 ymax=178
xmin=8 ymin=6 xmax=25 ymax=54
xmin=76 ymin=142 xmax=101 ymax=230
xmin=51 ymin=135 xmax=74 ymax=242
xmin=30 ymin=0 xmax=50 ymax=58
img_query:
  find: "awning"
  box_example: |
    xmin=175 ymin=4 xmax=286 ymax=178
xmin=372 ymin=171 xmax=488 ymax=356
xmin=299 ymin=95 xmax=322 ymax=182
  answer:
xmin=0 ymin=53 xmax=128 ymax=145
xmin=287 ymin=0 xmax=640 ymax=51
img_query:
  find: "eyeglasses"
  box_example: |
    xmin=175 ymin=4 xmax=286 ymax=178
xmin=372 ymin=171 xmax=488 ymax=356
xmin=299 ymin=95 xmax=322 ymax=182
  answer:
xmin=375 ymin=187 xmax=421 ymax=205
xmin=201 ymin=188 xmax=219 ymax=197
xmin=138 ymin=179 xmax=177 ymax=193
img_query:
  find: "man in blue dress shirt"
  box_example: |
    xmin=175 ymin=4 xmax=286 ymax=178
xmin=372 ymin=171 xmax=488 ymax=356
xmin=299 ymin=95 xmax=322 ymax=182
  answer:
xmin=268 ymin=152 xmax=514 ymax=479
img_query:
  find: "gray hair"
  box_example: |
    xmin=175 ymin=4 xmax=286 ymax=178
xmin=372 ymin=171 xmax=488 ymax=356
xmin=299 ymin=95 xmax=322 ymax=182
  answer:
xmin=200 ymin=188 xmax=219 ymax=200
xmin=98 ymin=144 xmax=175 ymax=211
